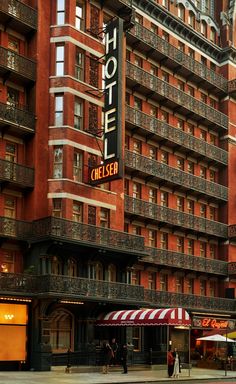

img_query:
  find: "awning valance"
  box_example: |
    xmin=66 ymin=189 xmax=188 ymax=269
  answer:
xmin=96 ymin=307 xmax=191 ymax=327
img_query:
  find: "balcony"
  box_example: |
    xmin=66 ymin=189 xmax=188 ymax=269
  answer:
xmin=125 ymin=195 xmax=228 ymax=238
xmin=125 ymin=151 xmax=228 ymax=202
xmin=145 ymin=247 xmax=228 ymax=276
xmin=0 ymin=0 xmax=37 ymax=34
xmin=100 ymin=0 xmax=134 ymax=29
xmin=30 ymin=217 xmax=145 ymax=256
xmin=127 ymin=23 xmax=228 ymax=94
xmin=0 ymin=102 xmax=35 ymax=137
xmin=126 ymin=106 xmax=228 ymax=166
xmin=0 ymin=216 xmax=31 ymax=240
xmin=0 ymin=159 xmax=34 ymax=189
xmin=145 ymin=289 xmax=236 ymax=314
xmin=126 ymin=62 xmax=228 ymax=132
xmin=0 ymin=273 xmax=145 ymax=304
xmin=0 ymin=46 xmax=36 ymax=84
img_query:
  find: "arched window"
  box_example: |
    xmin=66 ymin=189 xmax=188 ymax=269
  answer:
xmin=68 ymin=258 xmax=77 ymax=277
xmin=50 ymin=309 xmax=73 ymax=352
xmin=201 ymin=21 xmax=207 ymax=37
xmin=210 ymin=27 xmax=216 ymax=43
xmin=108 ymin=264 xmax=116 ymax=282
xmin=51 ymin=255 xmax=62 ymax=275
xmin=188 ymin=11 xmax=195 ymax=28
xmin=88 ymin=261 xmax=103 ymax=280
xmin=178 ymin=4 xmax=185 ymax=20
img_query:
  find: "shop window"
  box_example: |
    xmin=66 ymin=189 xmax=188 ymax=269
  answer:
xmin=55 ymin=94 xmax=64 ymax=126
xmin=72 ymin=201 xmax=83 ymax=222
xmin=56 ymin=45 xmax=64 ymax=76
xmin=52 ymin=199 xmax=62 ymax=217
xmin=74 ymin=98 xmax=83 ymax=130
xmin=57 ymin=0 xmax=65 ymax=25
xmin=75 ymin=49 xmax=84 ymax=81
xmin=73 ymin=151 xmax=83 ymax=182
xmin=132 ymin=327 xmax=142 ymax=351
xmin=75 ymin=1 xmax=85 ymax=30
xmin=50 ymin=309 xmax=73 ymax=352
xmin=53 ymin=146 xmax=63 ymax=178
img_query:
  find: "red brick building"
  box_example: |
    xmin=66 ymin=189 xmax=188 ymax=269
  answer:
xmin=0 ymin=0 xmax=236 ymax=371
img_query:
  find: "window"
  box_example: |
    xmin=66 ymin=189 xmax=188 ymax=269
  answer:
xmin=200 ymin=242 xmax=207 ymax=257
xmin=178 ymin=42 xmax=184 ymax=52
xmin=51 ymin=255 xmax=62 ymax=275
xmin=160 ymin=232 xmax=168 ymax=249
xmin=200 ymin=204 xmax=206 ymax=218
xmin=200 ymin=166 xmax=206 ymax=178
xmin=162 ymin=31 xmax=169 ymax=41
xmin=178 ymin=80 xmax=184 ymax=91
xmin=75 ymin=1 xmax=84 ymax=30
xmin=187 ymin=239 xmax=194 ymax=255
xmin=209 ymin=244 xmax=216 ymax=259
xmin=209 ymin=98 xmax=216 ymax=108
xmin=134 ymin=55 xmax=142 ymax=68
xmin=132 ymin=327 xmax=141 ymax=352
xmin=133 ymin=140 xmax=141 ymax=154
xmin=176 ymin=196 xmax=184 ymax=211
xmin=188 ymin=86 xmax=194 ymax=97
xmin=88 ymin=261 xmax=103 ymax=280
xmin=4 ymin=196 xmax=16 ymax=218
xmin=7 ymin=87 xmax=19 ymax=107
xmin=178 ymin=4 xmax=185 ymax=20
xmin=177 ymin=236 xmax=184 ymax=253
xmin=187 ymin=123 xmax=194 ymax=135
xmin=160 ymin=151 xmax=168 ymax=164
xmin=150 ymin=105 xmax=157 ymax=117
xmin=187 ymin=199 xmax=194 ymax=214
xmin=108 ymin=264 xmax=116 ymax=282
xmin=133 ymin=182 xmax=141 ymax=199
xmin=72 ymin=201 xmax=83 ymax=222
xmin=209 ymin=206 xmax=215 ymax=221
xmin=187 ymin=161 xmax=194 ymax=174
xmin=150 ymin=65 xmax=157 ymax=77
xmin=73 ymin=151 xmax=83 ymax=181
xmin=88 ymin=205 xmax=96 ymax=225
xmin=209 ymin=134 xmax=216 ymax=145
xmin=149 ymin=146 xmax=157 ymax=160
xmin=89 ymin=4 xmax=99 ymax=36
xmin=52 ymin=199 xmax=62 ymax=217
xmin=1 ymin=250 xmax=14 ymax=273
xmin=201 ymin=21 xmax=207 ymax=37
xmin=131 ymin=270 xmax=140 ymax=285
xmin=68 ymin=258 xmax=77 ymax=277
xmin=150 ymin=23 xmax=157 ymax=34
xmin=160 ymin=110 xmax=168 ymax=122
xmin=160 ymin=272 xmax=168 ymax=291
xmin=200 ymin=280 xmax=206 ymax=296
xmin=162 ymin=0 xmax=169 ymax=8
xmin=187 ymin=278 xmax=194 ymax=294
xmin=148 ymin=272 xmax=156 ymax=290
xmin=162 ymin=71 xmax=169 ymax=82
xmin=177 ymin=119 xmax=184 ymax=130
xmin=134 ymin=96 xmax=142 ymax=111
xmin=160 ymin=192 xmax=168 ymax=207
xmin=75 ymin=49 xmax=84 ymax=80
xmin=50 ymin=309 xmax=72 ymax=353
xmin=149 ymin=188 xmax=157 ymax=203
xmin=53 ymin=146 xmax=63 ymax=178
xmin=56 ymin=45 xmax=64 ymax=76
xmin=74 ymin=98 xmax=83 ymax=129
xmin=5 ymin=142 xmax=17 ymax=162
xmin=200 ymin=130 xmax=207 ymax=140
xmin=176 ymin=276 xmax=184 ymax=293
xmin=188 ymin=11 xmax=195 ymax=28
xmin=100 ymin=208 xmax=109 ymax=228
xmin=135 ymin=14 xmax=143 ymax=24
xmin=177 ymin=157 xmax=184 ymax=170
xmin=7 ymin=36 xmax=19 ymax=71
xmin=57 ymin=0 xmax=65 ymax=25
xmin=55 ymin=94 xmax=63 ymax=126
xmin=188 ymin=48 xmax=195 ymax=58
xmin=209 ymin=281 xmax=216 ymax=297
xmin=132 ymin=226 xmax=141 ymax=236
xmin=148 ymin=230 xmax=156 ymax=247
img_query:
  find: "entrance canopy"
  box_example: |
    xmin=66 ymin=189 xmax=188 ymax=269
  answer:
xmin=96 ymin=307 xmax=191 ymax=327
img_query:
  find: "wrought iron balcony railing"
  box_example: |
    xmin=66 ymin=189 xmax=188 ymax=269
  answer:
xmin=228 ymin=79 xmax=236 ymax=95
xmin=145 ymin=247 xmax=228 ymax=276
xmin=128 ymin=23 xmax=228 ymax=93
xmin=126 ymin=106 xmax=228 ymax=166
xmin=0 ymin=102 xmax=35 ymax=135
xmin=125 ymin=151 xmax=228 ymax=201
xmin=0 ymin=0 xmax=37 ymax=31
xmin=0 ymin=216 xmax=31 ymax=239
xmin=0 ymin=46 xmax=36 ymax=82
xmin=126 ymin=62 xmax=228 ymax=131
xmin=0 ymin=159 xmax=34 ymax=188
xmin=31 ymin=217 xmax=145 ymax=255
xmin=145 ymin=289 xmax=236 ymax=313
xmin=0 ymin=273 xmax=145 ymax=304
xmin=125 ymin=195 xmax=228 ymax=238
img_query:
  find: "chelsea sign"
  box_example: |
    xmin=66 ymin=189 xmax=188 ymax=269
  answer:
xmin=89 ymin=18 xmax=123 ymax=185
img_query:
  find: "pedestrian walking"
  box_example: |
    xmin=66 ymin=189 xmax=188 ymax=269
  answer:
xmin=121 ymin=343 xmax=128 ymax=374
xmin=167 ymin=346 xmax=174 ymax=378
xmin=101 ymin=341 xmax=113 ymax=374
xmin=110 ymin=337 xmax=118 ymax=365
xmin=173 ymin=347 xmax=181 ymax=378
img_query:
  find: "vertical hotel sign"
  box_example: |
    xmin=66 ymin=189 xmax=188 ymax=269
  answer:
xmin=89 ymin=18 xmax=124 ymax=185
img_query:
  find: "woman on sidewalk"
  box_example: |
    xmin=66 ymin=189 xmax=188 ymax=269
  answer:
xmin=167 ymin=347 xmax=175 ymax=378
xmin=173 ymin=348 xmax=181 ymax=378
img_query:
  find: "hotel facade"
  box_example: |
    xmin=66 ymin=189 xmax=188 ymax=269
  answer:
xmin=0 ymin=0 xmax=236 ymax=371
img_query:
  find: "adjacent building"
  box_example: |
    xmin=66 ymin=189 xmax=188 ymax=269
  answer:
xmin=0 ymin=0 xmax=236 ymax=371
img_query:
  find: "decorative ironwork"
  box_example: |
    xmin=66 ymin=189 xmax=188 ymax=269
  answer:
xmin=145 ymin=247 xmax=228 ymax=276
xmin=228 ymin=79 xmax=236 ymax=94
xmin=129 ymin=23 xmax=228 ymax=93
xmin=124 ymin=195 xmax=228 ymax=238
xmin=31 ymin=217 xmax=145 ymax=254
xmin=228 ymin=225 xmax=236 ymax=238
xmin=126 ymin=106 xmax=228 ymax=165
xmin=126 ymin=62 xmax=228 ymax=130
xmin=0 ymin=273 xmax=144 ymax=303
xmin=89 ymin=5 xmax=100 ymax=37
xmin=0 ymin=216 xmax=31 ymax=239
xmin=125 ymin=151 xmax=228 ymax=201
xmin=88 ymin=103 xmax=100 ymax=136
xmin=0 ymin=159 xmax=34 ymax=187
xmin=0 ymin=46 xmax=36 ymax=81
xmin=145 ymin=289 xmax=235 ymax=313
xmin=0 ymin=101 xmax=35 ymax=133
xmin=89 ymin=55 xmax=99 ymax=89
xmin=0 ymin=0 xmax=37 ymax=30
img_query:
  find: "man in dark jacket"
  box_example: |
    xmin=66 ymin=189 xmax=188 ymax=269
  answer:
xmin=121 ymin=343 xmax=128 ymax=374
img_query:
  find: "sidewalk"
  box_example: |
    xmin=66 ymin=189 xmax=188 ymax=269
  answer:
xmin=0 ymin=367 xmax=236 ymax=384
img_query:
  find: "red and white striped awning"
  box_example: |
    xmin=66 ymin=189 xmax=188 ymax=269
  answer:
xmin=96 ymin=308 xmax=191 ymax=327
